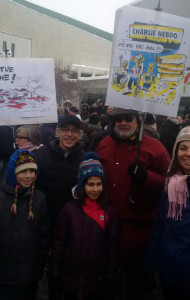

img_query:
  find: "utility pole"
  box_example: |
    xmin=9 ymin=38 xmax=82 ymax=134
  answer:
xmin=155 ymin=0 xmax=162 ymax=11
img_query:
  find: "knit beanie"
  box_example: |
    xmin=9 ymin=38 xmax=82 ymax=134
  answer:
xmin=8 ymin=149 xmax=39 ymax=221
xmin=15 ymin=151 xmax=38 ymax=175
xmin=167 ymin=126 xmax=190 ymax=177
xmin=171 ymin=126 xmax=190 ymax=161
xmin=76 ymin=152 xmax=105 ymax=193
xmin=8 ymin=149 xmax=39 ymax=187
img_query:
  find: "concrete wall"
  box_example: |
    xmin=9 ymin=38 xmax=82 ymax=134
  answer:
xmin=0 ymin=0 xmax=112 ymax=72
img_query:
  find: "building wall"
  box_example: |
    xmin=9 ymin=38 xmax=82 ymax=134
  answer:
xmin=0 ymin=0 xmax=112 ymax=71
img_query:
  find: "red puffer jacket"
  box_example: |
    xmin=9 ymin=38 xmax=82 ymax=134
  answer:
xmin=96 ymin=133 xmax=171 ymax=253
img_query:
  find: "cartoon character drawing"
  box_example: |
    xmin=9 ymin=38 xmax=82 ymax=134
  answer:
xmin=123 ymin=53 xmax=145 ymax=95
xmin=143 ymin=63 xmax=155 ymax=92
xmin=112 ymin=55 xmax=128 ymax=87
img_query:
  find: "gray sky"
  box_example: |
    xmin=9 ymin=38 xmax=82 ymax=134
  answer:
xmin=26 ymin=0 xmax=138 ymax=33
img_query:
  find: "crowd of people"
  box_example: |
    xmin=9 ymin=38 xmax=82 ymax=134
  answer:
xmin=0 ymin=99 xmax=190 ymax=300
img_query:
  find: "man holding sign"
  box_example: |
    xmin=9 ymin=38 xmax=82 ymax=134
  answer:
xmin=96 ymin=107 xmax=170 ymax=299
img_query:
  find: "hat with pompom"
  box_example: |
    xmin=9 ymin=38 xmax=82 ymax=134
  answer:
xmin=76 ymin=152 xmax=105 ymax=193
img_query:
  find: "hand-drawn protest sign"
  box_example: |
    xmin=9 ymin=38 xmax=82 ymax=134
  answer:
xmin=0 ymin=58 xmax=57 ymax=125
xmin=106 ymin=6 xmax=190 ymax=117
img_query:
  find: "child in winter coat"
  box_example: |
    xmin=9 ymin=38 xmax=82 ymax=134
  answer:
xmin=0 ymin=149 xmax=49 ymax=300
xmin=143 ymin=126 xmax=190 ymax=299
xmin=51 ymin=152 xmax=120 ymax=300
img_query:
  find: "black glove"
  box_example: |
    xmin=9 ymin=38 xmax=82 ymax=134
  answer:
xmin=128 ymin=161 xmax=147 ymax=184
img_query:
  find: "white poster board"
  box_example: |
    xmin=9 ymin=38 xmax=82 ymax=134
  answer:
xmin=0 ymin=58 xmax=57 ymax=125
xmin=106 ymin=6 xmax=190 ymax=117
xmin=183 ymin=70 xmax=190 ymax=96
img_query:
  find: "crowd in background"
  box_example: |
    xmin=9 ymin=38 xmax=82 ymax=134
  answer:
xmin=1 ymin=99 xmax=190 ymax=300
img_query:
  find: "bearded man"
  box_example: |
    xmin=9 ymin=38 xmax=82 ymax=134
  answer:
xmin=96 ymin=107 xmax=170 ymax=300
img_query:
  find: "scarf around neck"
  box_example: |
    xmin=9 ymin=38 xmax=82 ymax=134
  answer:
xmin=167 ymin=174 xmax=189 ymax=220
xmin=19 ymin=142 xmax=38 ymax=152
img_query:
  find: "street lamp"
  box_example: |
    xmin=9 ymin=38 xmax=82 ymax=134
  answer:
xmin=155 ymin=0 xmax=162 ymax=11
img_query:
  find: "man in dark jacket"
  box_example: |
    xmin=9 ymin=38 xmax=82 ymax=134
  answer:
xmin=33 ymin=115 xmax=85 ymax=230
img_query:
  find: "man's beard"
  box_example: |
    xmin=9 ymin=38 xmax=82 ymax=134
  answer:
xmin=114 ymin=126 xmax=136 ymax=139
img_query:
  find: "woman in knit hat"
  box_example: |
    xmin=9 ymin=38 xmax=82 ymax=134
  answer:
xmin=51 ymin=152 xmax=120 ymax=300
xmin=0 ymin=149 xmax=49 ymax=300
xmin=143 ymin=126 xmax=190 ymax=299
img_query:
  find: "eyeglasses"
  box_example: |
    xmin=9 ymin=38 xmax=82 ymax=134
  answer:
xmin=15 ymin=136 xmax=30 ymax=140
xmin=114 ymin=115 xmax=135 ymax=123
xmin=59 ymin=127 xmax=80 ymax=135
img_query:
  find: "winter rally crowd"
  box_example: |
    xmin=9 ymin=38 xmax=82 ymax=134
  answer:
xmin=1 ymin=99 xmax=190 ymax=300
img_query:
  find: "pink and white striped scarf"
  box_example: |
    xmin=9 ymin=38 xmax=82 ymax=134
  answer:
xmin=167 ymin=174 xmax=189 ymax=220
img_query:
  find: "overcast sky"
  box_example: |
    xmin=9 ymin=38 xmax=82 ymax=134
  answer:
xmin=26 ymin=0 xmax=139 ymax=33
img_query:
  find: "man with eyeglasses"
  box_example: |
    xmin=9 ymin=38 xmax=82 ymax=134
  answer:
xmin=33 ymin=115 xmax=84 ymax=231
xmin=96 ymin=107 xmax=171 ymax=300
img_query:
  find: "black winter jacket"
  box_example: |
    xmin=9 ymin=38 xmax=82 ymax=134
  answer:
xmin=33 ymin=138 xmax=85 ymax=222
xmin=51 ymin=201 xmax=120 ymax=297
xmin=0 ymin=184 xmax=49 ymax=285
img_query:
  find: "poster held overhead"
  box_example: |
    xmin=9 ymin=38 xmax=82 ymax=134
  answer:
xmin=106 ymin=6 xmax=190 ymax=117
xmin=0 ymin=58 xmax=57 ymax=125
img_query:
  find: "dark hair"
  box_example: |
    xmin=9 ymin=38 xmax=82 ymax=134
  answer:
xmin=78 ymin=177 xmax=106 ymax=209
xmin=89 ymin=114 xmax=100 ymax=125
xmin=89 ymin=107 xmax=98 ymax=115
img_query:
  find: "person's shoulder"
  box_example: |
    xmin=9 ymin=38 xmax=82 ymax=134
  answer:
xmin=34 ymin=187 xmax=46 ymax=198
xmin=70 ymin=143 xmax=85 ymax=158
xmin=95 ymin=133 xmax=113 ymax=150
xmin=34 ymin=138 xmax=59 ymax=157
xmin=59 ymin=200 xmax=81 ymax=217
xmin=0 ymin=184 xmax=14 ymax=206
xmin=33 ymin=144 xmax=49 ymax=155
xmin=142 ymin=134 xmax=170 ymax=158
xmin=142 ymin=133 xmax=164 ymax=147
xmin=64 ymin=200 xmax=80 ymax=210
xmin=106 ymin=204 xmax=116 ymax=216
xmin=0 ymin=183 xmax=14 ymax=194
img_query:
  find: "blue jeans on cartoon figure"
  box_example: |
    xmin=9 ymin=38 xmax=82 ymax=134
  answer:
xmin=128 ymin=77 xmax=137 ymax=90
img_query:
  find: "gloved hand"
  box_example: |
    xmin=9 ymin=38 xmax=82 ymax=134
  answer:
xmin=128 ymin=161 xmax=147 ymax=184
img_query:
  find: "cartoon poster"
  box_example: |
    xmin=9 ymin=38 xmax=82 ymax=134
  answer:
xmin=106 ymin=6 xmax=190 ymax=117
xmin=183 ymin=69 xmax=190 ymax=96
xmin=0 ymin=58 xmax=57 ymax=125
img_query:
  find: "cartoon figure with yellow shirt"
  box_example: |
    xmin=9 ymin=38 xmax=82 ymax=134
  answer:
xmin=143 ymin=62 xmax=155 ymax=92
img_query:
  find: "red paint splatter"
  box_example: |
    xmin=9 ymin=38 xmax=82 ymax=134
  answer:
xmin=184 ymin=73 xmax=190 ymax=84
xmin=7 ymin=103 xmax=27 ymax=109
